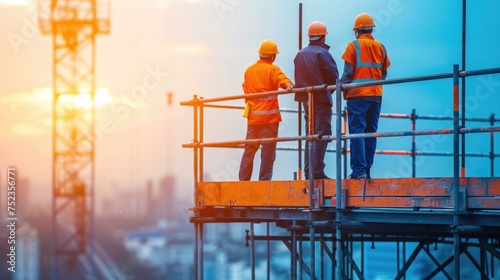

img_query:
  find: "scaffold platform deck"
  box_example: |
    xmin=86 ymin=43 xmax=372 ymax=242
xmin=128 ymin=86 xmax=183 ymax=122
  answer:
xmin=195 ymin=177 xmax=500 ymax=210
xmin=192 ymin=177 xmax=500 ymax=232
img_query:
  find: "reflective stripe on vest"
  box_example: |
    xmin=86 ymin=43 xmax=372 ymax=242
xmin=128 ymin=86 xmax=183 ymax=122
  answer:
xmin=352 ymin=78 xmax=376 ymax=83
xmin=254 ymin=96 xmax=278 ymax=101
xmin=250 ymin=108 xmax=281 ymax=115
xmin=353 ymin=40 xmax=386 ymax=69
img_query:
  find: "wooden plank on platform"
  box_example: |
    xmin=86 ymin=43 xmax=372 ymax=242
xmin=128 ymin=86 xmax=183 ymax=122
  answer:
xmin=197 ymin=177 xmax=500 ymax=209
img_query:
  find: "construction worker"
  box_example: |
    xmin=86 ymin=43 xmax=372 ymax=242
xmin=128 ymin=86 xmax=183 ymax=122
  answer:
xmin=341 ymin=13 xmax=391 ymax=180
xmin=294 ymin=21 xmax=339 ymax=180
xmin=239 ymin=39 xmax=294 ymax=181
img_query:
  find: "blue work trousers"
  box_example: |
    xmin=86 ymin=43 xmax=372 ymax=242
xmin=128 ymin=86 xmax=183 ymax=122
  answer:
xmin=239 ymin=122 xmax=279 ymax=181
xmin=347 ymin=98 xmax=381 ymax=177
xmin=303 ymin=101 xmax=332 ymax=179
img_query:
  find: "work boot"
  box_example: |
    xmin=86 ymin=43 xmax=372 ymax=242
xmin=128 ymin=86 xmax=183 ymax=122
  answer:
xmin=347 ymin=173 xmax=366 ymax=180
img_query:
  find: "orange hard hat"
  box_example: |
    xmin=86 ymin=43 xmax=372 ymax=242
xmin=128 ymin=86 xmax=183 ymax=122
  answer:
xmin=307 ymin=21 xmax=328 ymax=36
xmin=353 ymin=13 xmax=375 ymax=30
xmin=258 ymin=39 xmax=279 ymax=55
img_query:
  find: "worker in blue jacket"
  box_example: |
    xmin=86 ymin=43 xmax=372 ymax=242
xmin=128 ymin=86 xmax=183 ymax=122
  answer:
xmin=294 ymin=21 xmax=339 ymax=180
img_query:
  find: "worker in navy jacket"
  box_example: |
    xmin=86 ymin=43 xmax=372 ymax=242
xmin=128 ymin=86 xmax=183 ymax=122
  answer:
xmin=294 ymin=21 xmax=339 ymax=179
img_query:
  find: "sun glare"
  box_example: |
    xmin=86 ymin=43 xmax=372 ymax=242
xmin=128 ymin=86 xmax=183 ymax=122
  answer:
xmin=0 ymin=0 xmax=29 ymax=5
xmin=1 ymin=87 xmax=113 ymax=109
xmin=64 ymin=88 xmax=112 ymax=107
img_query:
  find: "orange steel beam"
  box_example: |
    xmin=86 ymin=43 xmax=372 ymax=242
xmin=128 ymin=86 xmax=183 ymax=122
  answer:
xmin=197 ymin=177 xmax=500 ymax=210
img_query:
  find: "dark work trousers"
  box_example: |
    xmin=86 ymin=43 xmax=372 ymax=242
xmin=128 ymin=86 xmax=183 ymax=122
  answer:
xmin=239 ymin=122 xmax=279 ymax=181
xmin=303 ymin=101 xmax=332 ymax=179
xmin=347 ymin=97 xmax=381 ymax=178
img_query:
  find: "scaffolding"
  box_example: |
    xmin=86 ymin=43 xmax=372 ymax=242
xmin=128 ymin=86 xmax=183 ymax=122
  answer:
xmin=181 ymin=64 xmax=500 ymax=279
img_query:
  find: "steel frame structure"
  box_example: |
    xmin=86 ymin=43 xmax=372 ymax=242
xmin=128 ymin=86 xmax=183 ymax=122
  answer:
xmin=38 ymin=1 xmax=109 ymax=278
xmin=182 ymin=64 xmax=500 ymax=279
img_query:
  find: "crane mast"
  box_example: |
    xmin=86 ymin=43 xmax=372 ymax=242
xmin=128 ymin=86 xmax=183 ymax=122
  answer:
xmin=38 ymin=0 xmax=109 ymax=278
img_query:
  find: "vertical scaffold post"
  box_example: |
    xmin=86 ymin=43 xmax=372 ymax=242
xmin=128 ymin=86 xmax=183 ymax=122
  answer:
xmin=343 ymin=107 xmax=348 ymax=179
xmin=200 ymin=223 xmax=204 ymax=280
xmin=192 ymin=94 xmax=202 ymax=280
xmin=199 ymin=97 xmax=204 ymax=183
xmin=291 ymin=220 xmax=297 ymax=279
xmin=266 ymin=222 xmax=271 ymax=280
xmin=453 ymin=64 xmax=461 ymax=280
xmin=250 ymin=222 xmax=255 ymax=280
xmin=490 ymin=114 xmax=495 ymax=177
xmin=297 ymin=3 xmax=303 ymax=180
xmin=411 ymin=109 xmax=416 ymax=178
xmin=308 ymin=91 xmax=315 ymax=183
xmin=335 ymin=78 xmax=344 ymax=279
xmin=307 ymin=90 xmax=316 ymax=280
xmin=461 ymin=0 xmax=467 ymax=178
xmin=194 ymin=222 xmax=199 ymax=280
xmin=193 ymin=95 xmax=199 ymax=206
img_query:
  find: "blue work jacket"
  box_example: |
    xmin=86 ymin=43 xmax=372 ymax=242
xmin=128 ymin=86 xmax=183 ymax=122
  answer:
xmin=294 ymin=40 xmax=339 ymax=105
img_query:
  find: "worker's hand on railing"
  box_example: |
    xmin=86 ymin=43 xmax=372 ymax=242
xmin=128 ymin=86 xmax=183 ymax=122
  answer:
xmin=286 ymin=82 xmax=295 ymax=91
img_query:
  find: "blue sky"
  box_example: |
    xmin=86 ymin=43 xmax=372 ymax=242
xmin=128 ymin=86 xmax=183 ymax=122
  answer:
xmin=0 ymin=0 xmax=499 ymax=205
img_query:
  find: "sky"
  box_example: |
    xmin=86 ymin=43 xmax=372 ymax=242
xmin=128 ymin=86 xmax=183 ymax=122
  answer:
xmin=1 ymin=0 xmax=500 ymax=209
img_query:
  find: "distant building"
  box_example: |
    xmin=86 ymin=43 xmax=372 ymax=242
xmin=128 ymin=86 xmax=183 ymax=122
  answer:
xmin=157 ymin=175 xmax=176 ymax=220
xmin=102 ymin=189 xmax=148 ymax=218
xmin=14 ymin=224 xmax=40 ymax=280
xmin=123 ymin=226 xmax=168 ymax=272
xmin=146 ymin=180 xmax=154 ymax=215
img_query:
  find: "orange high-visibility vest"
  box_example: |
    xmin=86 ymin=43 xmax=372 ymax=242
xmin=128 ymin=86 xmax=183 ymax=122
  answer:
xmin=242 ymin=60 xmax=292 ymax=125
xmin=342 ymin=33 xmax=390 ymax=98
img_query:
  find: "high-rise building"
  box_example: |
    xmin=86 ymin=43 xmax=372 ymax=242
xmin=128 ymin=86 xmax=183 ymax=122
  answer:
xmin=14 ymin=224 xmax=40 ymax=280
xmin=146 ymin=180 xmax=155 ymax=215
xmin=157 ymin=175 xmax=176 ymax=220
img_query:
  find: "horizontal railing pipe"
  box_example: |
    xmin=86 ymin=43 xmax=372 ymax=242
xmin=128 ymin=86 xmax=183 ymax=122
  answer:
xmin=180 ymin=67 xmax=500 ymax=106
xmin=182 ymin=135 xmax=323 ymax=149
xmin=184 ymin=126 xmax=500 ymax=149
xmin=342 ymin=73 xmax=454 ymax=90
xmin=459 ymin=126 xmax=500 ymax=134
xmin=379 ymin=113 xmax=411 ymax=119
xmin=271 ymin=147 xmax=499 ymax=158
xmin=460 ymin=67 xmax=500 ymax=77
xmin=340 ymin=126 xmax=500 ymax=140
xmin=180 ymin=84 xmax=333 ymax=106
xmin=339 ymin=128 xmax=454 ymax=140
xmin=341 ymin=66 xmax=500 ymax=90
xmin=200 ymin=104 xmax=500 ymax=124
xmin=416 ymin=115 xmax=500 ymax=123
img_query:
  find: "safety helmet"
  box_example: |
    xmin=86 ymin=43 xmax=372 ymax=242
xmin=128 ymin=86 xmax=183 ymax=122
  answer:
xmin=258 ymin=39 xmax=279 ymax=56
xmin=353 ymin=13 xmax=375 ymax=30
xmin=307 ymin=21 xmax=328 ymax=37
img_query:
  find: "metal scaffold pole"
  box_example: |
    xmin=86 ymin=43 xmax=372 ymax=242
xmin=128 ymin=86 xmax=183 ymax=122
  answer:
xmin=335 ymin=78 xmax=344 ymax=279
xmin=453 ymin=64 xmax=461 ymax=279
xmin=307 ymin=91 xmax=316 ymax=280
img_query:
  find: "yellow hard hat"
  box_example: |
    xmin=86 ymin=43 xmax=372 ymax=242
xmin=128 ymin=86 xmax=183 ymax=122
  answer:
xmin=258 ymin=39 xmax=279 ymax=55
xmin=308 ymin=21 xmax=328 ymax=36
xmin=353 ymin=13 xmax=375 ymax=30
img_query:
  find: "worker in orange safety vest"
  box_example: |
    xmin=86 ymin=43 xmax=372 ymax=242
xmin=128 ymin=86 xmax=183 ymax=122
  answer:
xmin=341 ymin=13 xmax=391 ymax=180
xmin=239 ymin=39 xmax=294 ymax=181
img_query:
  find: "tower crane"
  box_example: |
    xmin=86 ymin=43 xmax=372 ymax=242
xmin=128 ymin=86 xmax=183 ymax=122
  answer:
xmin=38 ymin=0 xmax=109 ymax=278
